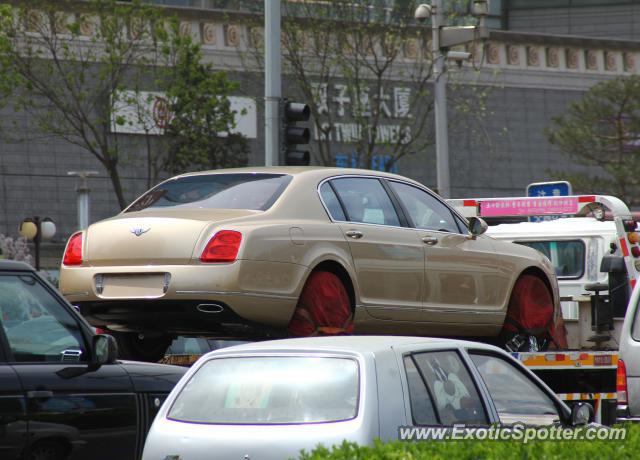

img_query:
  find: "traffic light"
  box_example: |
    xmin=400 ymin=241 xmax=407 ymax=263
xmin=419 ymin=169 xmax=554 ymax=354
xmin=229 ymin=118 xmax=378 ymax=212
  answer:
xmin=282 ymin=100 xmax=311 ymax=166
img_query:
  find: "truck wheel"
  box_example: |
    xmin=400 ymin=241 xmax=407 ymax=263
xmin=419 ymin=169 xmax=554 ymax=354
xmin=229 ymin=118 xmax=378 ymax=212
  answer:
xmin=112 ymin=331 xmax=172 ymax=362
xmin=287 ymin=271 xmax=354 ymax=336
xmin=499 ymin=274 xmax=553 ymax=352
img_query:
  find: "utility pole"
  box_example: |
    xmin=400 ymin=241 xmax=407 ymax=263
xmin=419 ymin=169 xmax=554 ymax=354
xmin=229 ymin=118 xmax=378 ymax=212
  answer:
xmin=431 ymin=0 xmax=449 ymax=199
xmin=415 ymin=1 xmax=490 ymax=198
xmin=68 ymin=171 xmax=98 ymax=230
xmin=265 ymin=0 xmax=281 ymax=166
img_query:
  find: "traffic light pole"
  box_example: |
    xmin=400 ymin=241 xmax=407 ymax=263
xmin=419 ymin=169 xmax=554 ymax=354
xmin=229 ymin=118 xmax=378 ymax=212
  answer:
xmin=265 ymin=0 xmax=281 ymax=167
xmin=431 ymin=0 xmax=450 ymax=199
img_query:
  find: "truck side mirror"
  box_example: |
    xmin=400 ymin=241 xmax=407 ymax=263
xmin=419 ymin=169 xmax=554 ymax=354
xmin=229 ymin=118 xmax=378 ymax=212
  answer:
xmin=92 ymin=334 xmax=118 ymax=367
xmin=468 ymin=217 xmax=488 ymax=236
xmin=584 ymin=282 xmax=614 ymax=345
xmin=600 ymin=255 xmax=630 ymax=318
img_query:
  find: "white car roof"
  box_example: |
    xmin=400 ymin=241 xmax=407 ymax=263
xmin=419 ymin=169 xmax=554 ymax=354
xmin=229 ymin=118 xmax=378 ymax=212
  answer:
xmin=487 ymin=217 xmax=617 ymax=239
xmin=201 ymin=335 xmax=499 ymax=356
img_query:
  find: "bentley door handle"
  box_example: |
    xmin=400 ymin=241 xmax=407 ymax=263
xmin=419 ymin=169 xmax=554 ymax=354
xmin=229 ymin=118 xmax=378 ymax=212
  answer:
xmin=345 ymin=230 xmax=364 ymax=239
xmin=421 ymin=236 xmax=438 ymax=246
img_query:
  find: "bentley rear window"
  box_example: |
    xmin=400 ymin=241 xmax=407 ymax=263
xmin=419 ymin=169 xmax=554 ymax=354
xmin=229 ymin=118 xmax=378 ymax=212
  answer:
xmin=167 ymin=356 xmax=359 ymax=424
xmin=126 ymin=174 xmax=292 ymax=212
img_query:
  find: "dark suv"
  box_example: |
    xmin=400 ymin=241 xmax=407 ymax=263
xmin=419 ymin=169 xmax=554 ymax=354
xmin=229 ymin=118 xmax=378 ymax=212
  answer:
xmin=0 ymin=260 xmax=186 ymax=460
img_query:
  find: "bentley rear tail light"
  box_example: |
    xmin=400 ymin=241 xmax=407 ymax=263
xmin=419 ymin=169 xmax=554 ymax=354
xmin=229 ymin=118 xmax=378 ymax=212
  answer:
xmin=200 ymin=230 xmax=242 ymax=263
xmin=63 ymin=232 xmax=83 ymax=266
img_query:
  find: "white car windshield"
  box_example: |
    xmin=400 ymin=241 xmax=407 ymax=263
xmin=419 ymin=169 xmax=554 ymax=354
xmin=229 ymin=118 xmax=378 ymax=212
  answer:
xmin=167 ymin=356 xmax=359 ymax=424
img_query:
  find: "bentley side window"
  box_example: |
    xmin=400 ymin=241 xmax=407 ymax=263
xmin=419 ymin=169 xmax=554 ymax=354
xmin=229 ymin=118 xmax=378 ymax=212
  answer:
xmin=331 ymin=178 xmax=400 ymax=227
xmin=388 ymin=182 xmax=460 ymax=233
xmin=319 ymin=182 xmax=347 ymax=221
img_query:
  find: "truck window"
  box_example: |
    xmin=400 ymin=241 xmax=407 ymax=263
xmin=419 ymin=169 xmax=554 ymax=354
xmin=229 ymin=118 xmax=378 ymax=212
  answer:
xmin=515 ymin=240 xmax=585 ymax=279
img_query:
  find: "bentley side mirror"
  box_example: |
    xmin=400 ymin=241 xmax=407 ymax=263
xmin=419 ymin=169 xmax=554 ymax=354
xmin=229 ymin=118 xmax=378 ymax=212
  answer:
xmin=468 ymin=217 xmax=488 ymax=236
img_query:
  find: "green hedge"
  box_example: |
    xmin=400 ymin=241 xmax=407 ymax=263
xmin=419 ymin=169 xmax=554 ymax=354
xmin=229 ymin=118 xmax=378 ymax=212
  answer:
xmin=298 ymin=424 xmax=638 ymax=460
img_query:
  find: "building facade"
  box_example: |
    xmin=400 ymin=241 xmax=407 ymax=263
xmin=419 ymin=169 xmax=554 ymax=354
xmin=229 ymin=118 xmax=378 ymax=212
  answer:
xmin=1 ymin=0 xmax=640 ymax=268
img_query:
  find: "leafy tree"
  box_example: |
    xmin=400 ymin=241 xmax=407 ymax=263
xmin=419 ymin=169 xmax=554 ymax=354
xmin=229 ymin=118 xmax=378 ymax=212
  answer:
xmin=0 ymin=0 xmax=247 ymax=209
xmin=546 ymin=75 xmax=640 ymax=205
xmin=243 ymin=0 xmax=487 ymax=171
xmin=0 ymin=0 xmax=164 ymax=209
xmin=157 ymin=22 xmax=249 ymax=174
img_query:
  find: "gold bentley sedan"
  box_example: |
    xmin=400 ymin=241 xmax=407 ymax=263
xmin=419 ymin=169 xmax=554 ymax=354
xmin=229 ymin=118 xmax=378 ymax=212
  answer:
xmin=59 ymin=167 xmax=567 ymax=361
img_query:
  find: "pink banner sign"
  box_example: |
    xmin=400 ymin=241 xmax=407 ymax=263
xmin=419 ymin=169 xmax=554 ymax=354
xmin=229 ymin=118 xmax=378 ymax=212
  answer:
xmin=480 ymin=197 xmax=580 ymax=217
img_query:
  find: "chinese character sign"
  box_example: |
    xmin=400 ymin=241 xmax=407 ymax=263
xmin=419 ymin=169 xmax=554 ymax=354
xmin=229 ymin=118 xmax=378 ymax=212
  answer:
xmin=310 ymin=82 xmax=414 ymax=145
xmin=480 ymin=198 xmax=580 ymax=217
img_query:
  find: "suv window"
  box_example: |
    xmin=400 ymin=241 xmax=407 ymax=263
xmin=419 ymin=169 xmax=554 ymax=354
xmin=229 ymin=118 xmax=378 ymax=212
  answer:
xmin=331 ymin=178 xmax=400 ymax=226
xmin=409 ymin=351 xmax=487 ymax=425
xmin=126 ymin=174 xmax=292 ymax=212
xmin=0 ymin=275 xmax=86 ymax=362
xmin=388 ymin=181 xmax=460 ymax=233
xmin=470 ymin=353 xmax=560 ymax=425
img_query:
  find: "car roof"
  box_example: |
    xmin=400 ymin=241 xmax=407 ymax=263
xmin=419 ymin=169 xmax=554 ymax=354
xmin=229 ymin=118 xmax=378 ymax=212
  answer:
xmin=0 ymin=260 xmax=35 ymax=272
xmin=173 ymin=166 xmax=422 ymax=185
xmin=206 ymin=335 xmax=501 ymax=356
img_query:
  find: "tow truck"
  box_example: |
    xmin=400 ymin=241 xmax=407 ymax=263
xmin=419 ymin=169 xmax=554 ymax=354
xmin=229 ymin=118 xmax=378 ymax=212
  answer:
xmin=448 ymin=194 xmax=640 ymax=424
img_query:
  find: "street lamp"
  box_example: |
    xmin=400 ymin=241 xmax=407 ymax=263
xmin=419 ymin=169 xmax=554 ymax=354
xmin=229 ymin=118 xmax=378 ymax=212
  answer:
xmin=19 ymin=217 xmax=56 ymax=271
xmin=415 ymin=1 xmax=490 ymax=198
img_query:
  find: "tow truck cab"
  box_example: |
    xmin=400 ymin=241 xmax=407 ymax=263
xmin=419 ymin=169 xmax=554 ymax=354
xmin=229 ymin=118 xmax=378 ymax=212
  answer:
xmin=449 ymin=194 xmax=640 ymax=425
xmin=487 ymin=217 xmax=631 ymax=348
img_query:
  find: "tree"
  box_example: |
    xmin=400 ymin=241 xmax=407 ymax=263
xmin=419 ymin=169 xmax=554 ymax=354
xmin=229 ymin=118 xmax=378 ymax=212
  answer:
xmin=243 ymin=0 xmax=487 ymax=172
xmin=546 ymin=75 xmax=640 ymax=205
xmin=0 ymin=0 xmax=248 ymax=209
xmin=0 ymin=0 xmax=166 ymax=209
xmin=157 ymin=21 xmax=249 ymax=174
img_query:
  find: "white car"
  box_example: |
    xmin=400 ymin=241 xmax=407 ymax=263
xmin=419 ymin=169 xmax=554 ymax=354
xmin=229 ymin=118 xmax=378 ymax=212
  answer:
xmin=142 ymin=336 xmax=591 ymax=460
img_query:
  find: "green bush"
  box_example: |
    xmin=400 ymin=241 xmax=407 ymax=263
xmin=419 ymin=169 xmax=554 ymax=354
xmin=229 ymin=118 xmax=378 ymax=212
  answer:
xmin=298 ymin=424 xmax=638 ymax=460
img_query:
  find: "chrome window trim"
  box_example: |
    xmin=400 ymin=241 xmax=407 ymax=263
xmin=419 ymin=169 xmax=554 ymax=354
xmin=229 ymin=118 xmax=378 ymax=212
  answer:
xmin=317 ymin=174 xmax=470 ymax=235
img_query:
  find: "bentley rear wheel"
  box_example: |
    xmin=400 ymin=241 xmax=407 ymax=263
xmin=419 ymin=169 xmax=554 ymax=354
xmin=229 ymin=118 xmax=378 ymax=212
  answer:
xmin=287 ymin=271 xmax=354 ymax=337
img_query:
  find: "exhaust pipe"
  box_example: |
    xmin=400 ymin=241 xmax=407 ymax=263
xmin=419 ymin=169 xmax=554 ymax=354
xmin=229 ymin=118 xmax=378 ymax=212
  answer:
xmin=196 ymin=303 xmax=225 ymax=314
